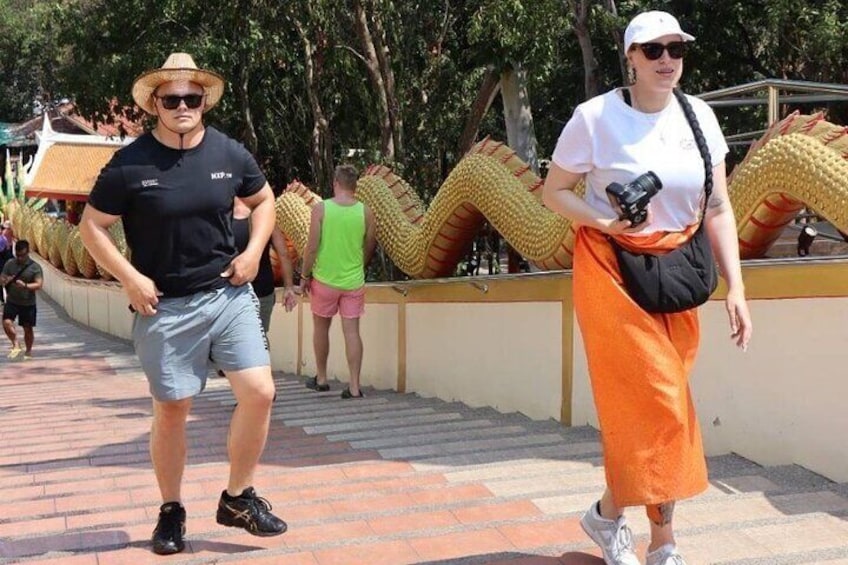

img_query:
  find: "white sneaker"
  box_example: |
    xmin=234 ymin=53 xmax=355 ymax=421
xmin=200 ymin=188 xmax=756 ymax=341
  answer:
xmin=646 ymin=544 xmax=687 ymax=565
xmin=579 ymin=501 xmax=640 ymax=565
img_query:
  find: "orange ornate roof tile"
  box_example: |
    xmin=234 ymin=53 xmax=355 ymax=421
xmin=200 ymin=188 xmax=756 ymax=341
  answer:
xmin=26 ymin=143 xmax=122 ymax=201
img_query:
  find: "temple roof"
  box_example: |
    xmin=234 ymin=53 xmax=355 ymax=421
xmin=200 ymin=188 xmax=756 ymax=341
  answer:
xmin=26 ymin=143 xmax=128 ymax=201
xmin=1 ymin=102 xmax=143 ymax=149
xmin=24 ymin=115 xmax=135 ymax=201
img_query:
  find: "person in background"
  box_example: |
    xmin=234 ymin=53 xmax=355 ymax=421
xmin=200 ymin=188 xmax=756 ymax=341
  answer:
xmin=1 ymin=240 xmax=43 ymax=360
xmin=232 ymin=196 xmax=297 ymax=335
xmin=0 ymin=221 xmax=14 ymax=303
xmin=300 ymin=164 xmax=376 ymax=398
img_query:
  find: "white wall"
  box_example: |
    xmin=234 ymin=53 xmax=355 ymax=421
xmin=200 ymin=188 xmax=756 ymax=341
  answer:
xmin=696 ymin=297 xmax=848 ymax=482
xmin=267 ymin=289 xmax=299 ymax=374
xmin=406 ymin=302 xmax=562 ymax=420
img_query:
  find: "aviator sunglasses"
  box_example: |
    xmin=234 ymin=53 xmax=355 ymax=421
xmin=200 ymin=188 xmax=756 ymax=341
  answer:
xmin=638 ymin=41 xmax=686 ymax=60
xmin=155 ymin=93 xmax=205 ymax=110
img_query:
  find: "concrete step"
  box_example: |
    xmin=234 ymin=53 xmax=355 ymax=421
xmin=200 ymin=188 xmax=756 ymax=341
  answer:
xmin=1 ymin=294 xmax=846 ymax=564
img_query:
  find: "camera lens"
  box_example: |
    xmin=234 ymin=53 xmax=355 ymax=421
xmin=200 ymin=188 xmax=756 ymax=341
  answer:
xmin=629 ymin=171 xmax=662 ymax=198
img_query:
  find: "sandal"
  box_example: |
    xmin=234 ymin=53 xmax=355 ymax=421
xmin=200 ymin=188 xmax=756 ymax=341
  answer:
xmin=305 ymin=376 xmax=330 ymax=392
xmin=341 ymin=387 xmax=364 ymax=399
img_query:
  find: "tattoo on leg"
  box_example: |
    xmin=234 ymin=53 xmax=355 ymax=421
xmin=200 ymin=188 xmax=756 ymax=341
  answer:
xmin=647 ymin=501 xmax=675 ymax=526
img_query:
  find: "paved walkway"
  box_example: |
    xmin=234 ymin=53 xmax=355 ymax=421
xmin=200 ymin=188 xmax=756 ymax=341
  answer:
xmin=0 ymin=294 xmax=847 ymax=565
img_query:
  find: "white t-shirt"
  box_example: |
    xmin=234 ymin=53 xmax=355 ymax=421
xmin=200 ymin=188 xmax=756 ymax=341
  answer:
xmin=551 ymin=89 xmax=728 ymax=234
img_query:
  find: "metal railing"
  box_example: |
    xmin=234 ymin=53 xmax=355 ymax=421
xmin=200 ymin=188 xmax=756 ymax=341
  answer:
xmin=698 ymin=78 xmax=848 ymax=126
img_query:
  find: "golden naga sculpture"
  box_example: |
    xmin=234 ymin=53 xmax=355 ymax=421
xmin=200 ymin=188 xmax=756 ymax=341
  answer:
xmin=6 ymin=112 xmax=848 ymax=281
xmin=276 ymin=112 xmax=848 ymax=278
xmin=730 ymin=112 xmax=848 ymax=258
xmin=276 ymin=138 xmax=579 ymax=278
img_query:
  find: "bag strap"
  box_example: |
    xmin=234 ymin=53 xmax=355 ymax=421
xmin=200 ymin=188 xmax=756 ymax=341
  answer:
xmin=672 ymin=89 xmax=713 ymax=223
xmin=4 ymin=261 xmax=29 ymax=289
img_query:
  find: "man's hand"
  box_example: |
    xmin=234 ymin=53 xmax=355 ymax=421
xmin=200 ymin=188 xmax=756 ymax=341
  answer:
xmin=124 ymin=273 xmax=163 ymax=317
xmin=14 ymin=280 xmax=27 ymax=289
xmin=299 ymin=276 xmax=312 ymax=297
xmin=282 ymin=287 xmax=297 ymax=312
xmin=221 ymin=251 xmax=260 ymax=286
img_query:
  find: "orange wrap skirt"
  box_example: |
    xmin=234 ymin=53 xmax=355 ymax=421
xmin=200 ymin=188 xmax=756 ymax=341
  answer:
xmin=573 ymin=226 xmax=708 ymax=507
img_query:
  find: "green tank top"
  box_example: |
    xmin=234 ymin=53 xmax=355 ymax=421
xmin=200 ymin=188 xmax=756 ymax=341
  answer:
xmin=313 ymin=200 xmax=366 ymax=290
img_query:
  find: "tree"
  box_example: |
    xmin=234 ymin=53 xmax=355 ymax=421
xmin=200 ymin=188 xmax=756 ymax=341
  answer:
xmin=350 ymin=0 xmax=402 ymax=163
xmin=569 ymin=0 xmax=600 ymax=100
xmin=0 ymin=0 xmax=65 ymax=121
xmin=288 ymin=1 xmax=335 ymax=195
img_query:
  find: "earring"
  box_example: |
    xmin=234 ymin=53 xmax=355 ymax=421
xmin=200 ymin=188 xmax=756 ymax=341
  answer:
xmin=627 ymin=66 xmax=637 ymax=85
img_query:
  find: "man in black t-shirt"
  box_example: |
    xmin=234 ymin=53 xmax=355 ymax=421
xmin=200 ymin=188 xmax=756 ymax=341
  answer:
xmin=1 ymin=240 xmax=43 ymax=361
xmin=80 ymin=53 xmax=286 ymax=555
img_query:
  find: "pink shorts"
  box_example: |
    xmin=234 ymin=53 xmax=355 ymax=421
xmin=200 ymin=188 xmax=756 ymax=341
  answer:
xmin=310 ymin=279 xmax=365 ymax=319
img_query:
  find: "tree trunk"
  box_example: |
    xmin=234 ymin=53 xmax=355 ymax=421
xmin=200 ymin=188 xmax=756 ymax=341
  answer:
xmin=369 ymin=2 xmax=403 ymax=159
xmin=457 ymin=66 xmax=501 ymax=157
xmin=600 ymin=0 xmax=628 ymax=86
xmin=353 ymin=0 xmax=394 ymax=162
xmin=294 ymin=18 xmax=334 ymax=195
xmin=237 ymin=60 xmax=259 ymax=155
xmin=569 ymin=0 xmax=599 ymax=100
xmin=501 ymin=62 xmax=539 ymax=273
xmin=500 ymin=63 xmax=539 ymax=174
xmin=236 ymin=2 xmax=258 ymax=154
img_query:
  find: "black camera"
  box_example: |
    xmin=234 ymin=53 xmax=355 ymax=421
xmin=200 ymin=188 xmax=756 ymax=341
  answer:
xmin=605 ymin=171 xmax=662 ymax=226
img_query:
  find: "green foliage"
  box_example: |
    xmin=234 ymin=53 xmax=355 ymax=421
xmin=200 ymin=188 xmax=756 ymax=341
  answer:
xmin=1 ymin=0 xmax=847 ymax=208
xmin=0 ymin=0 xmax=66 ymax=120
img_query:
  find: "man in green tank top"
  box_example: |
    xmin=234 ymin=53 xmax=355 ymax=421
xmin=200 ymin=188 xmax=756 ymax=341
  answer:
xmin=300 ymin=165 xmax=377 ymax=398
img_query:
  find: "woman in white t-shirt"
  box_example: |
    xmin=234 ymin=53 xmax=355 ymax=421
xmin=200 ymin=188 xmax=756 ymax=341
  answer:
xmin=542 ymin=11 xmax=752 ymax=565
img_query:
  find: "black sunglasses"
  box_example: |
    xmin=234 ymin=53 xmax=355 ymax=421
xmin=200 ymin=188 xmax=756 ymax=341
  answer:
xmin=156 ymin=93 xmax=205 ymax=110
xmin=638 ymin=41 xmax=686 ymax=61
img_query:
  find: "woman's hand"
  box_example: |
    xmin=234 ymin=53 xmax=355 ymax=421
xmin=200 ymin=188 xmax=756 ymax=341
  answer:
xmin=602 ymin=208 xmax=654 ymax=235
xmin=725 ymin=287 xmax=752 ymax=351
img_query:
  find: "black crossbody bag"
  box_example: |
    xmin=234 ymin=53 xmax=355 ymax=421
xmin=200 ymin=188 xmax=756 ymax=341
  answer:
xmin=608 ymin=89 xmax=718 ymax=314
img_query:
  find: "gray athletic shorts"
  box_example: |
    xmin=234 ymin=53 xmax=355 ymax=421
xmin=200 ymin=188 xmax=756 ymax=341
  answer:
xmin=132 ymin=284 xmax=270 ymax=401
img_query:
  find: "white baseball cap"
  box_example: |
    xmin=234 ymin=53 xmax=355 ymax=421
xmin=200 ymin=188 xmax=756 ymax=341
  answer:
xmin=624 ymin=11 xmax=695 ymax=52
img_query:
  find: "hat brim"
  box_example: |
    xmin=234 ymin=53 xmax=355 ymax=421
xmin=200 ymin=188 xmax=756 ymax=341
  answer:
xmin=628 ymin=31 xmax=695 ymax=51
xmin=132 ymin=67 xmax=225 ymax=115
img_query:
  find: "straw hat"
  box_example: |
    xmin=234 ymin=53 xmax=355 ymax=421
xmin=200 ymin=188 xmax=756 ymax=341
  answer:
xmin=131 ymin=52 xmax=225 ymax=115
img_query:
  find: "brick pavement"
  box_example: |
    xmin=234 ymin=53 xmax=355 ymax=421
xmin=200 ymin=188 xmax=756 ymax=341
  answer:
xmin=0 ymin=294 xmax=846 ymax=564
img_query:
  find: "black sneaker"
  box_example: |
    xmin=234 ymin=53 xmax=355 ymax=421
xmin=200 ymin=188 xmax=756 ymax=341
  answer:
xmin=151 ymin=501 xmax=186 ymax=555
xmin=216 ymin=487 xmax=287 ymax=536
xmin=305 ymin=376 xmax=330 ymax=392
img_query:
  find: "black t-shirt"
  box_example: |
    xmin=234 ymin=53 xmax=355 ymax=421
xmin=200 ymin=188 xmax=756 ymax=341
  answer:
xmin=232 ymin=217 xmax=274 ymax=297
xmin=88 ymin=127 xmax=266 ymax=297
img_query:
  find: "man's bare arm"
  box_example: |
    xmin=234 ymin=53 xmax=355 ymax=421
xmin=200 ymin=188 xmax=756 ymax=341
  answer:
xmin=80 ymin=205 xmax=161 ymax=315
